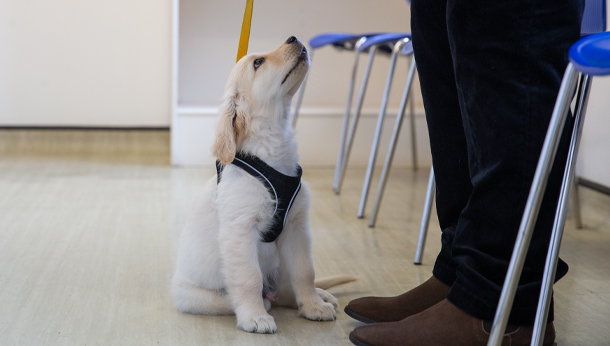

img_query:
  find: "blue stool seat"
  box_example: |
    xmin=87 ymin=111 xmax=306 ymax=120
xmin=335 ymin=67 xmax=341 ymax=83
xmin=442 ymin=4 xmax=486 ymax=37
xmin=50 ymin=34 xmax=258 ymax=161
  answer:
xmin=358 ymin=33 xmax=411 ymax=52
xmin=569 ymin=31 xmax=610 ymax=76
xmin=401 ymin=41 xmax=414 ymax=56
xmin=309 ymin=32 xmax=385 ymax=51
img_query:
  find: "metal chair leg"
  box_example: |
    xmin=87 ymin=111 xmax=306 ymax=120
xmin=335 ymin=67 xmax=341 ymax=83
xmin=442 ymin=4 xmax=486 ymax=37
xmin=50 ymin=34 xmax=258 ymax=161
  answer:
xmin=414 ymin=167 xmax=435 ymax=265
xmin=332 ymin=37 xmax=367 ymax=194
xmin=572 ymin=177 xmax=583 ymax=229
xmin=487 ymin=63 xmax=579 ymax=346
xmin=291 ymin=47 xmax=313 ymax=128
xmin=531 ymin=74 xmax=591 ymax=346
xmin=368 ymin=56 xmax=417 ymax=227
xmin=357 ymin=38 xmax=411 ymax=218
xmin=334 ymin=45 xmax=378 ymax=194
xmin=409 ymin=72 xmax=418 ymax=172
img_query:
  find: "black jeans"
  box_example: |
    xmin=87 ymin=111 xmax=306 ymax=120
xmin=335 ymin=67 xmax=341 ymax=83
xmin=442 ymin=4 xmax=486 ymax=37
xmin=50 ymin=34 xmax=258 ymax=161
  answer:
xmin=410 ymin=0 xmax=584 ymax=325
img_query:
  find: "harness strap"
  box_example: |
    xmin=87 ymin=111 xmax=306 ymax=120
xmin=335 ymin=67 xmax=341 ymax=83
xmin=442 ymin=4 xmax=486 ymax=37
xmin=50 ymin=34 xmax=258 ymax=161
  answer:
xmin=216 ymin=152 xmax=302 ymax=242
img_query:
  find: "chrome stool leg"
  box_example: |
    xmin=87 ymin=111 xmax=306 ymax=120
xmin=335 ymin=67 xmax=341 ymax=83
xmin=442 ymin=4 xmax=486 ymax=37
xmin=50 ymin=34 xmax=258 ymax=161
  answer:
xmin=572 ymin=177 xmax=583 ymax=229
xmin=333 ymin=37 xmax=367 ymax=194
xmin=291 ymin=47 xmax=313 ymax=127
xmin=368 ymin=56 xmax=417 ymax=227
xmin=531 ymin=74 xmax=591 ymax=346
xmin=357 ymin=38 xmax=411 ymax=218
xmin=335 ymin=45 xmax=379 ymax=194
xmin=487 ymin=64 xmax=579 ymax=346
xmin=414 ymin=167 xmax=435 ymax=265
xmin=409 ymin=73 xmax=418 ymax=171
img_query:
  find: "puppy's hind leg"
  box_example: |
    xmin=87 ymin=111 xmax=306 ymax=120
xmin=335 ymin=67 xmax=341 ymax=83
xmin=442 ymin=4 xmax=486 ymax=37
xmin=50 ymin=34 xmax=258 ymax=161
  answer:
xmin=273 ymin=268 xmax=338 ymax=310
xmin=171 ymin=275 xmax=234 ymax=315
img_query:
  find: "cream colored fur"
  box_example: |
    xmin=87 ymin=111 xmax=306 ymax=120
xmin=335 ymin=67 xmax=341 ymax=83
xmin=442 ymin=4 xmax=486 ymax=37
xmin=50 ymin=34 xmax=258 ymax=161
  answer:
xmin=172 ymin=37 xmax=355 ymax=334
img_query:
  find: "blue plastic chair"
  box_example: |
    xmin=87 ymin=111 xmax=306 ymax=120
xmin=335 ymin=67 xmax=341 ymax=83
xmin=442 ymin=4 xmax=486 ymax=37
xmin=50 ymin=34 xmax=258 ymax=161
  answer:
xmin=487 ymin=3 xmax=608 ymax=346
xmin=364 ymin=39 xmax=420 ymax=227
xmin=324 ymin=3 xmax=420 ymax=221
xmin=290 ymin=32 xmax=413 ymax=198
xmin=290 ymin=32 xmax=407 ymax=128
xmin=333 ymin=33 xmax=416 ymax=202
xmin=411 ymin=0 xmax=608 ymax=266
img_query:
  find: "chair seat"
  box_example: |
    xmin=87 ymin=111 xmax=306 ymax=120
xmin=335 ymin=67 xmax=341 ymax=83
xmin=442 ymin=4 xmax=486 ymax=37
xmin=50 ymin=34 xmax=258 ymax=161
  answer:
xmin=309 ymin=32 xmax=382 ymax=50
xmin=401 ymin=41 xmax=414 ymax=56
xmin=358 ymin=33 xmax=411 ymax=52
xmin=569 ymin=31 xmax=610 ymax=76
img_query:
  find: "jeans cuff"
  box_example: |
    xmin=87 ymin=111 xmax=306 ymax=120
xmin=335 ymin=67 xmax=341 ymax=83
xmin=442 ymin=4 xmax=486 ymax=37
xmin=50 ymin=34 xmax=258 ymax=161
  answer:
xmin=432 ymin=260 xmax=458 ymax=287
xmin=446 ymin=276 xmax=554 ymax=326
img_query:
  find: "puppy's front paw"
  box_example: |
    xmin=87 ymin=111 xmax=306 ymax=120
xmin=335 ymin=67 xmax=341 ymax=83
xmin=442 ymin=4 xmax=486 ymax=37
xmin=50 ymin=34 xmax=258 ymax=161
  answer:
xmin=237 ymin=313 xmax=277 ymax=334
xmin=299 ymin=300 xmax=337 ymax=321
xmin=316 ymin=288 xmax=339 ymax=309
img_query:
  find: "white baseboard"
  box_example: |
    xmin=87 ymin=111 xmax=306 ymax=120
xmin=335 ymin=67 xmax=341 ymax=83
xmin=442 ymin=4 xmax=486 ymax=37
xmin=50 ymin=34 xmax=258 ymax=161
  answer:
xmin=171 ymin=107 xmax=432 ymax=168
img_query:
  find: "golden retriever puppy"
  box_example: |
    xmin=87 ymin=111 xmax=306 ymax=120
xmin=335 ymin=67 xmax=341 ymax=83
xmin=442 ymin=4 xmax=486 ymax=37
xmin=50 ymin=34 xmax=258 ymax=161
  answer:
xmin=172 ymin=36 xmax=354 ymax=334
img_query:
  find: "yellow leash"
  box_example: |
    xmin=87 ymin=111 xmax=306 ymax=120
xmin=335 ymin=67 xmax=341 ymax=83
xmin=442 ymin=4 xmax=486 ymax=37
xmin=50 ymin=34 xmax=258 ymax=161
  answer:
xmin=236 ymin=0 xmax=254 ymax=63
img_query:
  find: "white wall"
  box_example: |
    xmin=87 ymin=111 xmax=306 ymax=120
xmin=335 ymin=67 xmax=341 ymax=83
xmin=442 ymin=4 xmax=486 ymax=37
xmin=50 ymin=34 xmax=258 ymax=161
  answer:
xmin=0 ymin=0 xmax=172 ymax=127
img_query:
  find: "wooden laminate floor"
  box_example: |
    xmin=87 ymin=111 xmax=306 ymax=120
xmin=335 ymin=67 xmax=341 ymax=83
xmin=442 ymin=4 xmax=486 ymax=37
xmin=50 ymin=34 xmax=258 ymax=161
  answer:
xmin=0 ymin=156 xmax=609 ymax=345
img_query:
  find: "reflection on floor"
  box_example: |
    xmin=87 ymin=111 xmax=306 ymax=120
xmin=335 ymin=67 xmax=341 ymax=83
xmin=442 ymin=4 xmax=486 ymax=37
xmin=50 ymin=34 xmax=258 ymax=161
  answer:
xmin=0 ymin=157 xmax=608 ymax=345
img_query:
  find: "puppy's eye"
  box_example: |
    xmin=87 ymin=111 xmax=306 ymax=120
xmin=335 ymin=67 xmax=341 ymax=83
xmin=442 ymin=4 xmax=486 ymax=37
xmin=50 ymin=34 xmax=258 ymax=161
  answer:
xmin=253 ymin=58 xmax=265 ymax=70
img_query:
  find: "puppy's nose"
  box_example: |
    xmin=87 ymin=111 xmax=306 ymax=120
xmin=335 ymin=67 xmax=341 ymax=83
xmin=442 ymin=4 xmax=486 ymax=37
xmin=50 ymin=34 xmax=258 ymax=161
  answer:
xmin=286 ymin=36 xmax=298 ymax=44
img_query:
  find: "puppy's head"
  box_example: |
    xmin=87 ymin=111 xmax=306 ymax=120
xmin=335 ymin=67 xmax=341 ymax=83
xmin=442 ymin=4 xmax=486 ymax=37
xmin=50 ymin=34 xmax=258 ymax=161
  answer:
xmin=212 ymin=36 xmax=310 ymax=164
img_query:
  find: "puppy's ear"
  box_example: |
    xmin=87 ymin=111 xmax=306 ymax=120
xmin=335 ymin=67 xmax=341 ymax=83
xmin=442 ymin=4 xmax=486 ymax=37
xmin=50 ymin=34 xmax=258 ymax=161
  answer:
xmin=211 ymin=92 xmax=249 ymax=164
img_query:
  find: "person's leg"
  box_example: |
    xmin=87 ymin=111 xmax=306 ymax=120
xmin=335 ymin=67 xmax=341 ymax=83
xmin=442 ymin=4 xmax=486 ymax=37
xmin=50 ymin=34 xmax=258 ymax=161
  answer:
xmin=410 ymin=0 xmax=475 ymax=289
xmin=344 ymin=0 xmax=470 ymax=323
xmin=445 ymin=0 xmax=583 ymax=326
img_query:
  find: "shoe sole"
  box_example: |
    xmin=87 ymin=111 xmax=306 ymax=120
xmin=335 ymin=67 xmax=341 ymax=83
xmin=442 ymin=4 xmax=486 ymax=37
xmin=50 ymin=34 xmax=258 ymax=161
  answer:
xmin=344 ymin=306 xmax=378 ymax=324
xmin=349 ymin=331 xmax=372 ymax=346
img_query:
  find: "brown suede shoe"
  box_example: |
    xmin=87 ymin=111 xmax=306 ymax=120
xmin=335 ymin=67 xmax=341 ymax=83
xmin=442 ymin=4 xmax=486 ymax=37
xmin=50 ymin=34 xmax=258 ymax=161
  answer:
xmin=344 ymin=276 xmax=450 ymax=323
xmin=349 ymin=299 xmax=556 ymax=346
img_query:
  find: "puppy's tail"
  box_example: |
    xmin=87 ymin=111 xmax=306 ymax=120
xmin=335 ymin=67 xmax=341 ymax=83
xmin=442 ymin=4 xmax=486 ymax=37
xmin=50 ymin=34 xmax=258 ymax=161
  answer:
xmin=314 ymin=275 xmax=358 ymax=290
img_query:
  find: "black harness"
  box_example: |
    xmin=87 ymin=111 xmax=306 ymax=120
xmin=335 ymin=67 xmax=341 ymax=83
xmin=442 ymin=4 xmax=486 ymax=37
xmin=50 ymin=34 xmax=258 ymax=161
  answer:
xmin=216 ymin=152 xmax=303 ymax=243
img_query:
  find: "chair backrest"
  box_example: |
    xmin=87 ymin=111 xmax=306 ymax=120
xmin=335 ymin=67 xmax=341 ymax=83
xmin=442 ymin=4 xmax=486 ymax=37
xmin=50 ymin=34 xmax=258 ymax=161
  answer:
xmin=581 ymin=0 xmax=607 ymax=35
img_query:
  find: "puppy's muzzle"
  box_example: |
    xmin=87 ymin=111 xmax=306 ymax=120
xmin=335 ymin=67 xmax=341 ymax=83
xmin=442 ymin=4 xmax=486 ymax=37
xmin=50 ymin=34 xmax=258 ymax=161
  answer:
xmin=286 ymin=36 xmax=308 ymax=57
xmin=281 ymin=36 xmax=309 ymax=85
